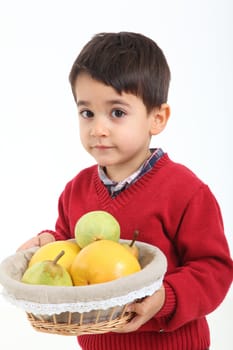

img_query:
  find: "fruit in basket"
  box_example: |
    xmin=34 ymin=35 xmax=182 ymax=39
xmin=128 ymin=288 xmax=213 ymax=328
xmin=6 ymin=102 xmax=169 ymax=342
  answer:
xmin=75 ymin=210 xmax=120 ymax=248
xmin=70 ymin=239 xmax=141 ymax=285
xmin=28 ymin=240 xmax=81 ymax=272
xmin=22 ymin=251 xmax=73 ymax=286
xmin=121 ymin=230 xmax=140 ymax=259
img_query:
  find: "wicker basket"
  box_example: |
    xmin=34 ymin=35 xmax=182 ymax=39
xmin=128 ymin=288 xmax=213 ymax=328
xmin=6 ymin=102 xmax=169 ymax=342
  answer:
xmin=0 ymin=240 xmax=167 ymax=336
xmin=26 ymin=305 xmax=133 ymax=335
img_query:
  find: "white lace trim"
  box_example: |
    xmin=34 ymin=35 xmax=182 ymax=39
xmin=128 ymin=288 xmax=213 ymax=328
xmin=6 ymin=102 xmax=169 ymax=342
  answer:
xmin=1 ymin=277 xmax=163 ymax=315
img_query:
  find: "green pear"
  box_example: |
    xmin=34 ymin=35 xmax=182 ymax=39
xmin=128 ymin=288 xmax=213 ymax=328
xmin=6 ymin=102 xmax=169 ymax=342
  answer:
xmin=21 ymin=250 xmax=73 ymax=286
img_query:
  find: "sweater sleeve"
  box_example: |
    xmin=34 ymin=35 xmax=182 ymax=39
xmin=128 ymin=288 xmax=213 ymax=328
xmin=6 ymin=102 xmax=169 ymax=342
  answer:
xmin=154 ymin=184 xmax=233 ymax=331
xmin=53 ymin=186 xmax=74 ymax=240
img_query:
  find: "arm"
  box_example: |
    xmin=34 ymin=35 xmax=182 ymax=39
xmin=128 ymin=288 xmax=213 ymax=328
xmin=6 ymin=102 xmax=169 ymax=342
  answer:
xmin=161 ymin=185 xmax=233 ymax=330
xmin=118 ymin=185 xmax=233 ymax=332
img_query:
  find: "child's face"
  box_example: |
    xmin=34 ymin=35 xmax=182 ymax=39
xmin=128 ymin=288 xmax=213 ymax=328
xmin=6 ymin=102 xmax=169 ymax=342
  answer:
xmin=74 ymin=72 xmax=164 ymax=181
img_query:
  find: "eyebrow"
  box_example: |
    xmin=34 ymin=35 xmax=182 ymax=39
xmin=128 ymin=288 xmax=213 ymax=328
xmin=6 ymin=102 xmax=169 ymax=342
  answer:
xmin=107 ymin=99 xmax=131 ymax=107
xmin=77 ymin=99 xmax=131 ymax=108
xmin=77 ymin=100 xmax=90 ymax=107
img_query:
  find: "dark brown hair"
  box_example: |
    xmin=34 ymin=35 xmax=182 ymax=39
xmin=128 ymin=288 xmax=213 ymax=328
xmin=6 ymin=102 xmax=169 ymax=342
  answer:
xmin=69 ymin=32 xmax=170 ymax=112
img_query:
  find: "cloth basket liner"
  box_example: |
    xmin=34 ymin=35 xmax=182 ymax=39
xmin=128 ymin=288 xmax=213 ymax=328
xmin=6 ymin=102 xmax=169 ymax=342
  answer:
xmin=0 ymin=240 xmax=167 ymax=316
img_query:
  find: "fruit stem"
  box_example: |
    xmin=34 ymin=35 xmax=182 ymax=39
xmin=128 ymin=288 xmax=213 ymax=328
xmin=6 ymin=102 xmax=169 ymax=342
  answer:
xmin=130 ymin=230 xmax=139 ymax=247
xmin=53 ymin=250 xmax=65 ymax=265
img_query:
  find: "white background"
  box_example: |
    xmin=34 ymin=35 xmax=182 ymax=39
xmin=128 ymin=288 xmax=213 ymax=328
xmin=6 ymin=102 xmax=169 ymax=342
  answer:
xmin=0 ymin=0 xmax=232 ymax=349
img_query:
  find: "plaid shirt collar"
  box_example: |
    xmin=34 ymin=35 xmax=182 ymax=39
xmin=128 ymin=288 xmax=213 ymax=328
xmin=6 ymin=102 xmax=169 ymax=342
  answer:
xmin=98 ymin=148 xmax=164 ymax=197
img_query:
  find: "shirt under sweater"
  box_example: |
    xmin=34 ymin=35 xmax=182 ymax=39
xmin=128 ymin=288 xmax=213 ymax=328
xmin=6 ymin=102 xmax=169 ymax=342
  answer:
xmin=98 ymin=147 xmax=164 ymax=197
xmin=51 ymin=153 xmax=233 ymax=350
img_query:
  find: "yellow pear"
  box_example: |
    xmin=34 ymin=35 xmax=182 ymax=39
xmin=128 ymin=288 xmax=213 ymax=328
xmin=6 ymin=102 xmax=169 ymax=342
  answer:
xmin=121 ymin=230 xmax=140 ymax=259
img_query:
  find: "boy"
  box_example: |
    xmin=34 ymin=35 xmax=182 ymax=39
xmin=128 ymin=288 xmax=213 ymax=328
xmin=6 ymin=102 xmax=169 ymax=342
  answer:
xmin=18 ymin=32 xmax=233 ymax=350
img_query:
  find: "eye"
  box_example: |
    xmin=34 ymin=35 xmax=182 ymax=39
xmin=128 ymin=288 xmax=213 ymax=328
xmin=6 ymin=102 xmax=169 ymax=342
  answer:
xmin=79 ymin=110 xmax=94 ymax=118
xmin=111 ymin=109 xmax=126 ymax=118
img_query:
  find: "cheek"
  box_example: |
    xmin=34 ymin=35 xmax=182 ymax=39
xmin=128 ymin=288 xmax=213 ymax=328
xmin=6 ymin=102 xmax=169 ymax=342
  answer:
xmin=115 ymin=129 xmax=135 ymax=145
xmin=117 ymin=133 xmax=142 ymax=153
xmin=119 ymin=123 xmax=149 ymax=143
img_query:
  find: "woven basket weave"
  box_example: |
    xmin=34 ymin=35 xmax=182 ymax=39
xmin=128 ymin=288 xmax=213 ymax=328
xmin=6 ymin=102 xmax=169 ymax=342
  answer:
xmin=26 ymin=305 xmax=133 ymax=335
xmin=0 ymin=240 xmax=167 ymax=336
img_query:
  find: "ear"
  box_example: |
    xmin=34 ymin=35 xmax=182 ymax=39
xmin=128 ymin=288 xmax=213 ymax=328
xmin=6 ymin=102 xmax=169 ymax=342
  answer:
xmin=150 ymin=103 xmax=170 ymax=136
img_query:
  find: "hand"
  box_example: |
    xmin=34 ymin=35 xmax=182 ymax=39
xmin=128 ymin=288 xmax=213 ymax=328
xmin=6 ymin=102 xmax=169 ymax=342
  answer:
xmin=16 ymin=232 xmax=55 ymax=251
xmin=114 ymin=285 xmax=165 ymax=333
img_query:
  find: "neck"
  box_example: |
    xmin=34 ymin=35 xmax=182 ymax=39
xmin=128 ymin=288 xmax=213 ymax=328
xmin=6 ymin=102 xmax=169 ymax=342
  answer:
xmin=104 ymin=149 xmax=152 ymax=182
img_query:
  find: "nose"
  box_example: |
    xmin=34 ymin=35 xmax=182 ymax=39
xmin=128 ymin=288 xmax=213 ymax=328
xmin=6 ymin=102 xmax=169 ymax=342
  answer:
xmin=90 ymin=117 xmax=110 ymax=137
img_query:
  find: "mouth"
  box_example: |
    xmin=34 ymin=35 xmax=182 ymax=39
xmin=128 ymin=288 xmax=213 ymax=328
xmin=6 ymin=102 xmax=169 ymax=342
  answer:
xmin=92 ymin=145 xmax=114 ymax=150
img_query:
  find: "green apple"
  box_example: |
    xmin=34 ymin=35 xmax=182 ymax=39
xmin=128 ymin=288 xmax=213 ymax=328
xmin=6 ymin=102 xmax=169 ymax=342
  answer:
xmin=74 ymin=210 xmax=120 ymax=248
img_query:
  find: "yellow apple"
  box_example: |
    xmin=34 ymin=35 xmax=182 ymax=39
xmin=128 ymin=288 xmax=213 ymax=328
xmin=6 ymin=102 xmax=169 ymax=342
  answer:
xmin=70 ymin=239 xmax=141 ymax=286
xmin=28 ymin=240 xmax=81 ymax=273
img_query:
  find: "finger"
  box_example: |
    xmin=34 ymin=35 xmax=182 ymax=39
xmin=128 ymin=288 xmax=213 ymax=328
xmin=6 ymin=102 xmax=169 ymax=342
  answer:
xmin=38 ymin=233 xmax=55 ymax=246
xmin=114 ymin=314 xmax=144 ymax=333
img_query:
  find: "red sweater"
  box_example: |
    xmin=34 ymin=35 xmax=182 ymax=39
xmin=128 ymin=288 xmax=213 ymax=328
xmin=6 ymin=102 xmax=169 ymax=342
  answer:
xmin=50 ymin=154 xmax=232 ymax=350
